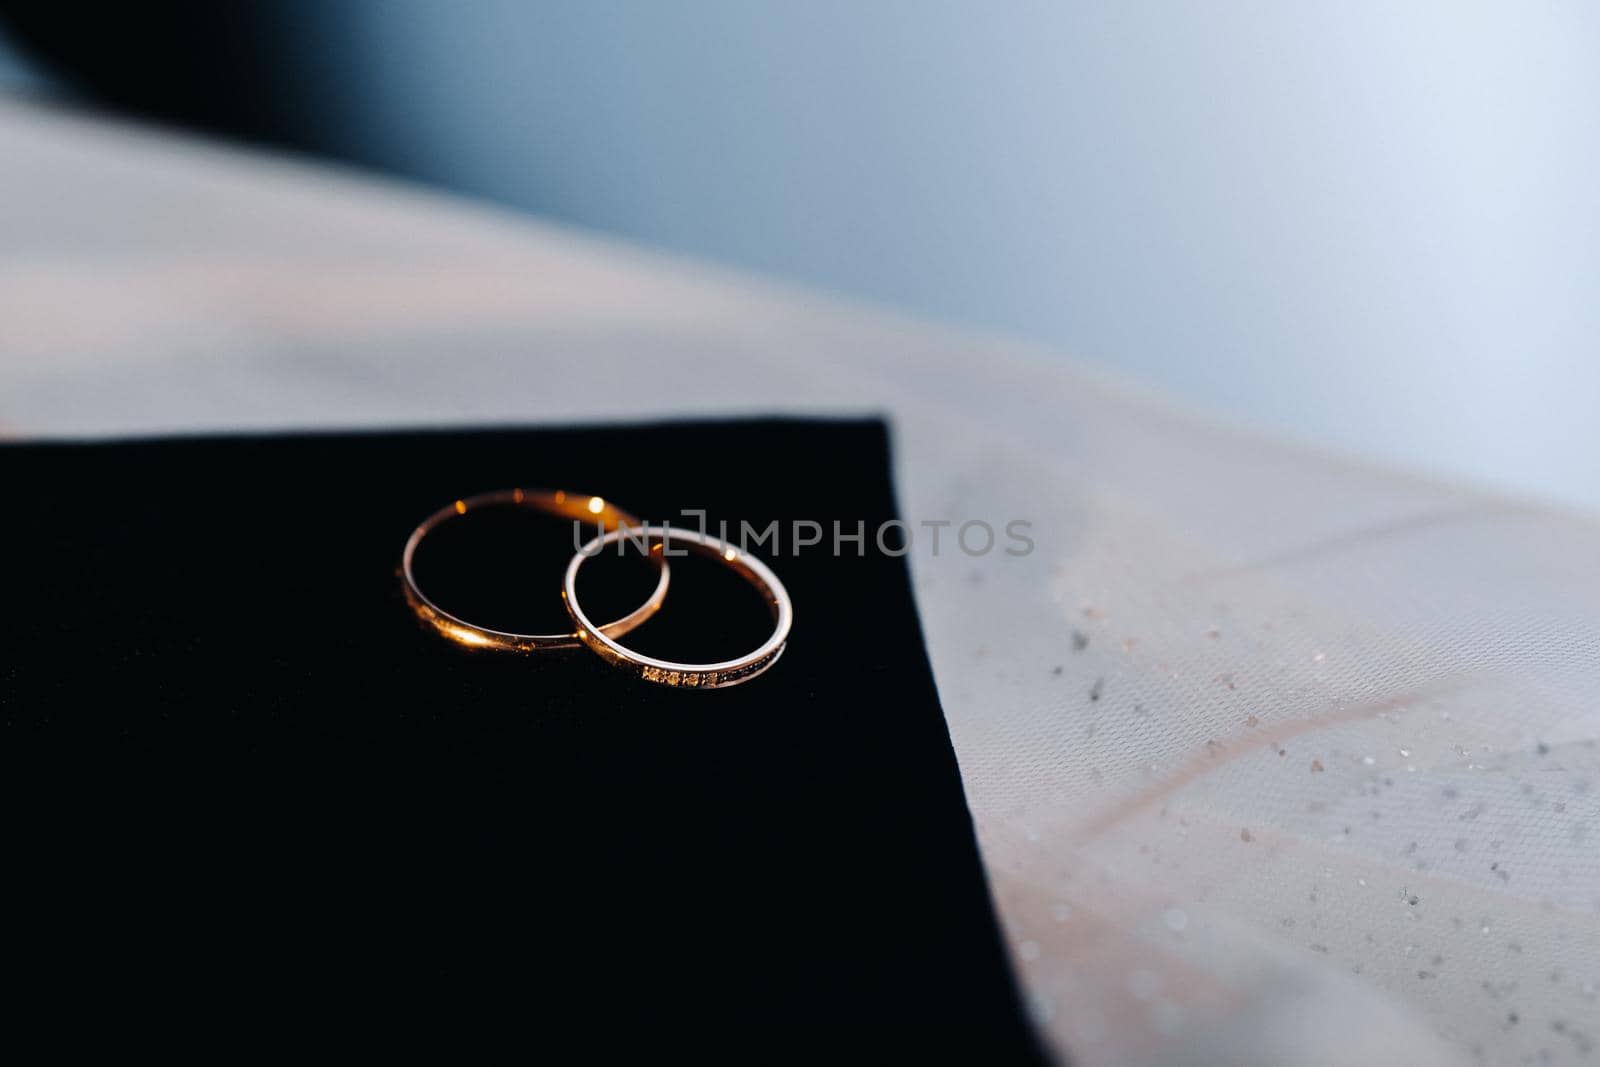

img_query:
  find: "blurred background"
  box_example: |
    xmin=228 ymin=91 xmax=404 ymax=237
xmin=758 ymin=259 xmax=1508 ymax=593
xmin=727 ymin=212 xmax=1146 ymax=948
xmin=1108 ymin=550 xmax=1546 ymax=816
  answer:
xmin=2 ymin=1 xmax=1595 ymax=512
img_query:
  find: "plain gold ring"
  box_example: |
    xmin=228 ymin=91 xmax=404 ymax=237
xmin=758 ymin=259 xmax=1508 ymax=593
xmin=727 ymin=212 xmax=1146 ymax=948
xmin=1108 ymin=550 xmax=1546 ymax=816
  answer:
xmin=402 ymin=489 xmax=668 ymax=652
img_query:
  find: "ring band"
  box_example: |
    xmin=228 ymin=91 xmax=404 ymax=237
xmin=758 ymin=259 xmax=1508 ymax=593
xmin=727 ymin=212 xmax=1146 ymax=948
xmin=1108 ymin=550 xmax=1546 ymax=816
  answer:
xmin=402 ymin=489 xmax=669 ymax=652
xmin=563 ymin=526 xmax=792 ymax=689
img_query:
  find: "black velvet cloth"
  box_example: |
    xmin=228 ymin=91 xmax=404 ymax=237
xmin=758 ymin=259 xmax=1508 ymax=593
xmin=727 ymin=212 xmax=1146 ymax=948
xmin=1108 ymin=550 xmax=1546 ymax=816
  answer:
xmin=2 ymin=419 xmax=1045 ymax=1060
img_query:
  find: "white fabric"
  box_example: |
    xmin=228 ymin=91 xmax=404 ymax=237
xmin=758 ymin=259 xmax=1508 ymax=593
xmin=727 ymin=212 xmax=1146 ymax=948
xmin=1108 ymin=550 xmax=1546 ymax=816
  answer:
xmin=3 ymin=98 xmax=1595 ymax=1066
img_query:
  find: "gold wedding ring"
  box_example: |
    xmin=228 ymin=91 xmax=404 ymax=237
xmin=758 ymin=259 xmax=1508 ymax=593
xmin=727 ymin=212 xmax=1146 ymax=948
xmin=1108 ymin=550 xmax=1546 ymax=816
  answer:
xmin=402 ymin=489 xmax=668 ymax=652
xmin=563 ymin=526 xmax=792 ymax=689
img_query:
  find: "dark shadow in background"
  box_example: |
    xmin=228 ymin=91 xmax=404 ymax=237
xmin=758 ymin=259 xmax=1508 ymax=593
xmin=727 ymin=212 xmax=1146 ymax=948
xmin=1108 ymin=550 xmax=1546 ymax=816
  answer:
xmin=3 ymin=2 xmax=359 ymax=159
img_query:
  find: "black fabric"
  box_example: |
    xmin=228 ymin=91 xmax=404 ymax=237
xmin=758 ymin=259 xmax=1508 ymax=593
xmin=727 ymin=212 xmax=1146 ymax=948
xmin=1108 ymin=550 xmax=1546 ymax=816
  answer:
xmin=2 ymin=419 xmax=1045 ymax=1061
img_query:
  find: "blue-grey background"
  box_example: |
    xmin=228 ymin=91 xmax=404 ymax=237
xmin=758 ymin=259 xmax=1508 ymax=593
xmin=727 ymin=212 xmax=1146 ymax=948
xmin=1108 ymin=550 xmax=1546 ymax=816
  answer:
xmin=4 ymin=2 xmax=1595 ymax=511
